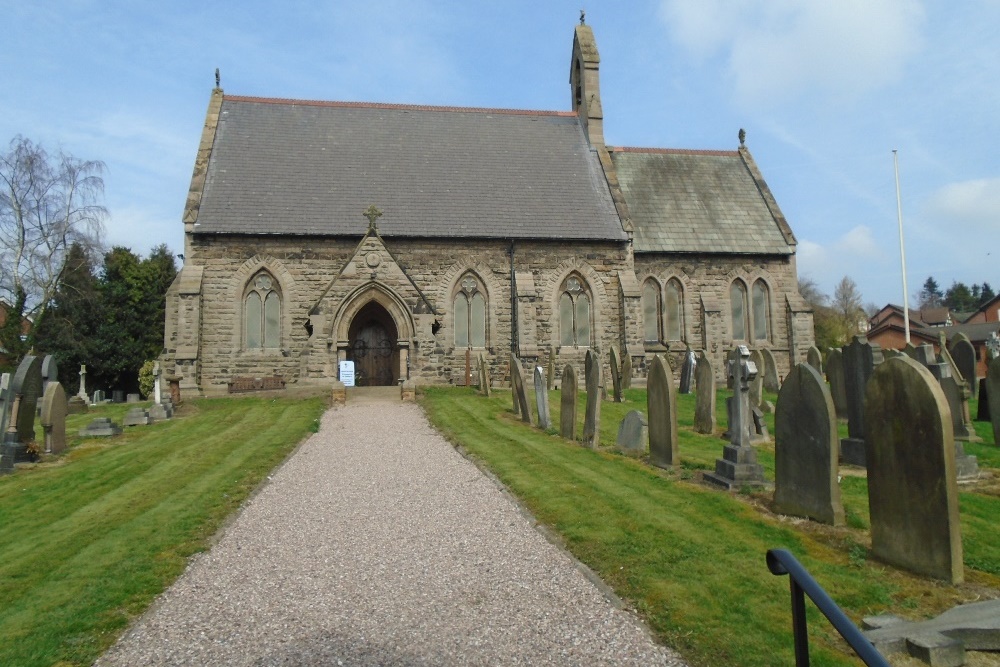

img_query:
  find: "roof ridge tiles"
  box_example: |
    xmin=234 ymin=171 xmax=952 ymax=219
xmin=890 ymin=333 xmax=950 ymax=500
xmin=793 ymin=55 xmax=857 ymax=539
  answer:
xmin=611 ymin=146 xmax=740 ymax=157
xmin=223 ymin=94 xmax=577 ymax=117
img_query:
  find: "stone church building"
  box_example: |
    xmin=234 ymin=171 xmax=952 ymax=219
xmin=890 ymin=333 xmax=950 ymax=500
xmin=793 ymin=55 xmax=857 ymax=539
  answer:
xmin=163 ymin=23 xmax=814 ymax=394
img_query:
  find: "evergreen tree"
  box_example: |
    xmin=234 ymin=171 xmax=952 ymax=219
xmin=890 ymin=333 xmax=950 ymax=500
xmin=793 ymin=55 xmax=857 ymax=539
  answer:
xmin=944 ymin=281 xmax=976 ymax=312
xmin=982 ymin=282 xmax=996 ymax=304
xmin=919 ymin=276 xmax=943 ymax=309
xmin=0 ymin=286 xmax=30 ymax=372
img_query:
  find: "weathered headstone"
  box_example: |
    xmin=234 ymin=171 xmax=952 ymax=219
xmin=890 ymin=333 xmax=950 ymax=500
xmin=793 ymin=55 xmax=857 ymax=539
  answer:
xmin=1 ymin=356 xmax=44 ymax=473
xmin=840 ymin=336 xmax=882 ymax=466
xmin=910 ymin=344 xmax=981 ymax=452
xmin=806 ymin=346 xmax=823 ymax=374
xmin=977 ymin=378 xmax=989 ymax=422
xmin=881 ymin=349 xmax=904 ymax=360
xmin=40 ymin=382 xmax=68 ymax=454
xmin=725 ymin=348 xmax=740 ymax=389
xmin=478 ymin=352 xmax=491 ymax=397
xmin=510 ymin=357 xmax=519 ymax=416
xmin=92 ymin=390 xmax=105 ymax=404
xmin=126 ymin=393 xmax=141 ymax=403
xmin=748 ymin=349 xmax=773 ymax=414
xmin=621 ymin=350 xmax=632 ymax=390
xmin=112 ymin=390 xmax=125 ymax=404
xmin=533 ymin=366 xmax=551 ymax=430
xmin=751 ymin=405 xmax=769 ymax=443
xmin=609 ymin=347 xmax=623 ymax=403
xmin=704 ymin=345 xmax=767 ymax=490
xmin=865 ymin=356 xmax=963 ymax=583
xmin=0 ymin=373 xmax=10 ymax=443
xmin=693 ymin=352 xmax=716 ymax=435
xmin=509 ymin=354 xmax=531 ymax=425
xmin=616 ymin=410 xmax=648 ymax=456
xmin=153 ymin=361 xmax=162 ymax=405
xmin=647 ymin=355 xmax=679 ymax=469
xmin=546 ymin=349 xmax=555 ymax=391
xmin=560 ymin=364 xmax=578 ymax=440
xmin=582 ymin=349 xmax=602 ymax=448
xmin=41 ymin=355 xmax=58 ymax=393
xmin=761 ymin=348 xmax=780 ymax=392
xmin=864 ymin=599 xmax=1000 ymax=662
xmin=123 ymin=407 xmax=152 ymax=427
xmin=149 ymin=400 xmax=173 ymax=421
xmin=678 ymin=346 xmax=697 ymax=394
xmin=79 ymin=417 xmax=123 ymax=437
xmin=773 ymin=364 xmax=844 ymax=526
xmin=949 ymin=333 xmax=977 ymax=399
xmin=826 ymin=348 xmax=848 ymax=419
xmin=77 ymin=364 xmax=88 ymax=401
xmin=989 ymin=357 xmax=1000 ymax=448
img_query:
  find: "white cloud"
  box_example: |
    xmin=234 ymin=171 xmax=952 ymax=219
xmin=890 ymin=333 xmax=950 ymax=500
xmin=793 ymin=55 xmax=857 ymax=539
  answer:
xmin=797 ymin=225 xmax=885 ymax=296
xmin=659 ymin=0 xmax=925 ymax=107
xmin=923 ymin=177 xmax=1000 ymax=232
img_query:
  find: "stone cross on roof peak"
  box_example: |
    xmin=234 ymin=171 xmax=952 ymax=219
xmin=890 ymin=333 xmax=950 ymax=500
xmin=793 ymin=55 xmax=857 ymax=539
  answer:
xmin=363 ymin=205 xmax=383 ymax=232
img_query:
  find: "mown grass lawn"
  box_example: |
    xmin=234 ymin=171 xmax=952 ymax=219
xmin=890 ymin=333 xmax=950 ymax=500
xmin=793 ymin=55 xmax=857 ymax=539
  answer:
xmin=422 ymin=385 xmax=1000 ymax=667
xmin=0 ymin=395 xmax=326 ymax=667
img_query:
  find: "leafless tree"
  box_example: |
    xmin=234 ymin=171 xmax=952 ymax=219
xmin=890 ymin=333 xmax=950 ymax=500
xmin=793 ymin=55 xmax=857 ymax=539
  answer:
xmin=833 ymin=276 xmax=866 ymax=338
xmin=0 ymin=136 xmax=106 ymax=323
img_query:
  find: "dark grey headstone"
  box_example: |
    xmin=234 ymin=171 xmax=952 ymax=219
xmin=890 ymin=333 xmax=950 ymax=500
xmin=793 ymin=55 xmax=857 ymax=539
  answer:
xmin=621 ymin=351 xmax=632 ymax=390
xmin=560 ymin=364 xmax=578 ymax=440
xmin=533 ymin=366 xmax=551 ymax=430
xmin=616 ymin=410 xmax=647 ymax=457
xmin=478 ymin=352 xmax=490 ymax=397
xmin=112 ymin=390 xmax=125 ymax=404
xmin=582 ymin=349 xmax=602 ymax=449
xmin=510 ymin=354 xmax=530 ymax=423
xmin=41 ymin=355 xmax=58 ymax=393
xmin=864 ymin=356 xmax=963 ymax=583
xmin=977 ymin=378 xmax=989 ymax=422
xmin=988 ymin=357 xmax=1000 ymax=448
xmin=647 ymin=355 xmax=678 ymax=469
xmin=774 ymin=363 xmax=844 ymax=526
xmin=949 ymin=334 xmax=977 ymax=399
xmin=761 ymin=348 xmax=780 ymax=392
xmin=826 ymin=348 xmax=848 ymax=419
xmin=609 ymin=347 xmax=622 ymax=403
xmin=693 ymin=352 xmax=716 ymax=435
xmin=749 ymin=349 xmax=765 ymax=410
xmin=841 ymin=336 xmax=882 ymax=466
xmin=0 ymin=373 xmax=10 ymax=443
xmin=546 ymin=349 xmax=555 ymax=391
xmin=6 ymin=355 xmax=43 ymax=445
xmin=40 ymin=382 xmax=68 ymax=454
xmin=806 ymin=346 xmax=823 ymax=374
xmin=678 ymin=347 xmax=696 ymax=394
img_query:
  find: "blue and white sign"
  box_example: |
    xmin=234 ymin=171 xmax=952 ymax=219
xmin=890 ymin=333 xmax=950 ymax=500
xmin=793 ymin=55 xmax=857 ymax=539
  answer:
xmin=339 ymin=360 xmax=356 ymax=387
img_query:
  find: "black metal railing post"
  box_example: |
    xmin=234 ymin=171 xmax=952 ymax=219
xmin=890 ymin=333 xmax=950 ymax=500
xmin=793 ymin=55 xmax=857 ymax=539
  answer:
xmin=766 ymin=548 xmax=890 ymax=667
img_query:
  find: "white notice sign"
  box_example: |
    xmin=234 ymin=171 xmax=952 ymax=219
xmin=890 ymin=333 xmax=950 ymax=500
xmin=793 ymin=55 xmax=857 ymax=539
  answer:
xmin=339 ymin=360 xmax=356 ymax=387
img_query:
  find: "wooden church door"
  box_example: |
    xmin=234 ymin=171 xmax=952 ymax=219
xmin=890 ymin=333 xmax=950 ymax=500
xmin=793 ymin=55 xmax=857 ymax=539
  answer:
xmin=350 ymin=323 xmax=394 ymax=386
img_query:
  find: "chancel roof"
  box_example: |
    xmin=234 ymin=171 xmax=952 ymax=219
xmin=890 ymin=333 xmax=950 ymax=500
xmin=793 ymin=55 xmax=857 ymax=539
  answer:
xmin=610 ymin=147 xmax=795 ymax=255
xmin=195 ymin=96 xmax=626 ymax=241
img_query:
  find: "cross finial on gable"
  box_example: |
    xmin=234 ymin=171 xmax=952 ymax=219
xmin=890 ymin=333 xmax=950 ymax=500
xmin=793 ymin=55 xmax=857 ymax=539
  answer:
xmin=580 ymin=9 xmax=585 ymax=24
xmin=363 ymin=205 xmax=383 ymax=232
xmin=215 ymin=68 xmax=220 ymax=89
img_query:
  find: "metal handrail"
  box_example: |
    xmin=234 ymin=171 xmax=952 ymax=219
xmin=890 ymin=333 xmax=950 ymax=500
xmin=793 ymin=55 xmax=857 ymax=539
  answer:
xmin=766 ymin=548 xmax=890 ymax=667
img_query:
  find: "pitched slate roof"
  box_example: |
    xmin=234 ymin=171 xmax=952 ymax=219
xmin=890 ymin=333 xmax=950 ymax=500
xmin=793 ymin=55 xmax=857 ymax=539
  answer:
xmin=610 ymin=147 xmax=794 ymax=255
xmin=194 ymin=96 xmax=626 ymax=241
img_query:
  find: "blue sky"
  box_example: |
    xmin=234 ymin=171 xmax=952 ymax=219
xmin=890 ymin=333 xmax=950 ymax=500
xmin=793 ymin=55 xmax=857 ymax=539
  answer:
xmin=2 ymin=0 xmax=997 ymax=308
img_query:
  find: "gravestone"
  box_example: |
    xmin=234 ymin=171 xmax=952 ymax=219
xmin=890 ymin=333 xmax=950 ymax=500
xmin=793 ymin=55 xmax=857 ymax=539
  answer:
xmin=560 ymin=364 xmax=578 ymax=440
xmin=773 ymin=364 xmax=844 ymax=526
xmin=533 ymin=366 xmax=551 ymax=430
xmin=749 ymin=349 xmax=773 ymax=414
xmin=509 ymin=354 xmax=531 ymax=425
xmin=149 ymin=400 xmax=173 ymax=421
xmin=761 ymin=348 xmax=780 ymax=392
xmin=826 ymin=348 xmax=848 ymax=419
xmin=153 ymin=361 xmax=162 ymax=405
xmin=751 ymin=405 xmax=769 ymax=443
xmin=77 ymin=364 xmax=88 ymax=400
xmin=41 ymin=355 xmax=58 ymax=393
xmin=609 ymin=347 xmax=623 ymax=403
xmin=621 ymin=350 xmax=632 ymax=390
xmin=693 ymin=352 xmax=716 ymax=435
xmin=546 ymin=349 xmax=555 ymax=391
xmin=123 ymin=407 xmax=152 ymax=427
xmin=881 ymin=349 xmax=903 ymax=360
xmin=616 ymin=410 xmax=648 ymax=457
xmin=127 ymin=393 xmax=141 ymax=403
xmin=92 ymin=390 xmax=105 ymax=404
xmin=40 ymin=382 xmax=68 ymax=454
xmin=911 ymin=344 xmax=981 ymax=452
xmin=806 ymin=346 xmax=823 ymax=374
xmin=949 ymin=333 xmax=977 ymax=399
xmin=112 ymin=390 xmax=125 ymax=404
xmin=864 ymin=599 xmax=1000 ymax=663
xmin=725 ymin=348 xmax=740 ymax=389
xmin=79 ymin=417 xmax=123 ymax=437
xmin=0 ymin=373 xmax=10 ymax=442
xmin=865 ymin=356 xmax=963 ymax=583
xmin=647 ymin=355 xmax=679 ymax=469
xmin=478 ymin=352 xmax=491 ymax=397
xmin=678 ymin=346 xmax=697 ymax=394
xmin=840 ymin=336 xmax=882 ymax=466
xmin=582 ymin=349 xmax=602 ymax=448
xmin=989 ymin=357 xmax=1000 ymax=448
xmin=977 ymin=377 xmax=989 ymax=422
xmin=704 ymin=345 xmax=767 ymax=490
xmin=1 ymin=357 xmax=44 ymax=472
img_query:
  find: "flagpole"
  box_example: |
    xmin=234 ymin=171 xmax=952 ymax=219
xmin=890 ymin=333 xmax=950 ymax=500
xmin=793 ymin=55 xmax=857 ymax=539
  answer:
xmin=893 ymin=149 xmax=910 ymax=344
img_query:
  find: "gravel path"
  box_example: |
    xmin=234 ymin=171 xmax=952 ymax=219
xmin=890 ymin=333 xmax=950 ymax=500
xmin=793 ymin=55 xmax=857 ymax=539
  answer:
xmin=96 ymin=398 xmax=687 ymax=666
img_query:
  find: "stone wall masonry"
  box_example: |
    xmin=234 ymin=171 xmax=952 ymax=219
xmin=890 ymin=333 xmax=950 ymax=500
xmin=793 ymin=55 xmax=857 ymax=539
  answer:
xmin=633 ymin=253 xmax=810 ymax=383
xmin=177 ymin=234 xmax=636 ymax=392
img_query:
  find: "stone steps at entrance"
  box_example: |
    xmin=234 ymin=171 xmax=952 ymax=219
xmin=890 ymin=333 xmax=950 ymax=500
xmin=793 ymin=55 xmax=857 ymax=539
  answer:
xmin=345 ymin=385 xmax=402 ymax=402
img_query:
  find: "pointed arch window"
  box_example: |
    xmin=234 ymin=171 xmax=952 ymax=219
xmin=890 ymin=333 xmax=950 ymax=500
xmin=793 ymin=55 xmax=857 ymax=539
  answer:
xmin=665 ymin=279 xmax=684 ymax=342
xmin=641 ymin=278 xmax=662 ymax=343
xmin=752 ymin=279 xmax=771 ymax=342
xmin=454 ymin=274 xmax=487 ymax=348
xmin=559 ymin=275 xmax=591 ymax=347
xmin=730 ymin=280 xmax=749 ymax=341
xmin=245 ymin=271 xmax=281 ymax=349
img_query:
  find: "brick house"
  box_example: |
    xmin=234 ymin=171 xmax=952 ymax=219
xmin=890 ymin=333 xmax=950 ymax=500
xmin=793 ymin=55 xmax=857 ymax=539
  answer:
xmin=162 ymin=23 xmax=814 ymax=394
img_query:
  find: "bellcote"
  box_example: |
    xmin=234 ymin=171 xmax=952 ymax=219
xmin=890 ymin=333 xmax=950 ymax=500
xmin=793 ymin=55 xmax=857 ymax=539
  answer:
xmin=569 ymin=23 xmax=604 ymax=148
